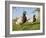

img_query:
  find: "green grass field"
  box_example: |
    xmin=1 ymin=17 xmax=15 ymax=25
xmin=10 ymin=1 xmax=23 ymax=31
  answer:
xmin=12 ymin=22 xmax=40 ymax=31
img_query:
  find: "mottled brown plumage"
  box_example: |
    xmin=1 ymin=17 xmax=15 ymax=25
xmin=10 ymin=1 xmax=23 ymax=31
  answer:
xmin=22 ymin=11 xmax=27 ymax=23
xmin=33 ymin=15 xmax=36 ymax=22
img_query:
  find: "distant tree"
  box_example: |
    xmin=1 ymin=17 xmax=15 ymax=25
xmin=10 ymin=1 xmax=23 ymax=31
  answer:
xmin=22 ymin=11 xmax=27 ymax=23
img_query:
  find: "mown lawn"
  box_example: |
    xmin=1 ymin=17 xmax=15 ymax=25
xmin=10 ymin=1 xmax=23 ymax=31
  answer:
xmin=12 ymin=22 xmax=40 ymax=31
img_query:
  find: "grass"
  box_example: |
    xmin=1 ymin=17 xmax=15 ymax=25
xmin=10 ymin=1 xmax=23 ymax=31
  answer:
xmin=12 ymin=22 xmax=40 ymax=31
